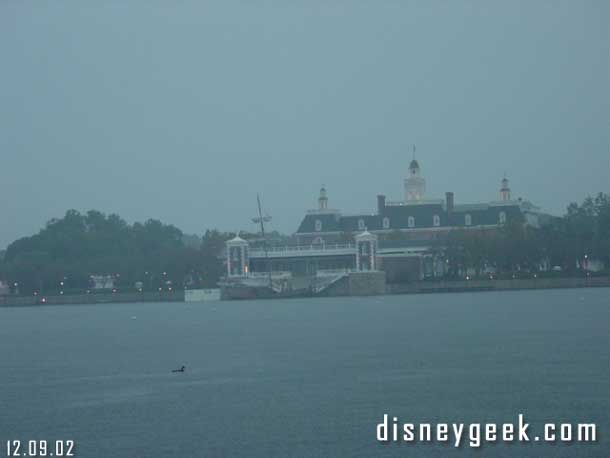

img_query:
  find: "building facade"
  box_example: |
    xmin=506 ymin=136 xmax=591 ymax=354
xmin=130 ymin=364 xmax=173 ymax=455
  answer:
xmin=227 ymin=154 xmax=549 ymax=285
xmin=295 ymin=159 xmax=545 ymax=247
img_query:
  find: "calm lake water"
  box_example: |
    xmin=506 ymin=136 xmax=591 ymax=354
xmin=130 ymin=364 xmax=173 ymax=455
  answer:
xmin=1 ymin=289 xmax=608 ymax=457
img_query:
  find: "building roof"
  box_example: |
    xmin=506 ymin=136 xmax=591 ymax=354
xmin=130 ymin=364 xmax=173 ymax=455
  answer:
xmin=296 ymin=200 xmax=525 ymax=234
xmin=382 ymin=202 xmax=445 ymax=229
xmin=296 ymin=212 xmax=342 ymax=233
xmin=227 ymin=235 xmax=248 ymax=245
xmin=294 ymin=160 xmax=548 ymax=236
xmin=355 ymin=230 xmax=376 ymax=240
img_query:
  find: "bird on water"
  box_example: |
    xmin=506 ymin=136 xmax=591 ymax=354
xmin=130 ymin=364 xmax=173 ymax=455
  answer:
xmin=172 ymin=365 xmax=186 ymax=373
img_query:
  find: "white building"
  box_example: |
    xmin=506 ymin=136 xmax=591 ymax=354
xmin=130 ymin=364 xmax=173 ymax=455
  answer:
xmin=0 ymin=281 xmax=9 ymax=296
xmin=90 ymin=275 xmax=115 ymax=290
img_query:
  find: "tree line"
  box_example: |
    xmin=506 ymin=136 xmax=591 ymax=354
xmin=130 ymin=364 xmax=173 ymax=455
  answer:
xmin=0 ymin=193 xmax=608 ymax=293
xmin=0 ymin=210 xmax=246 ymax=294
xmin=440 ymin=193 xmax=610 ymax=278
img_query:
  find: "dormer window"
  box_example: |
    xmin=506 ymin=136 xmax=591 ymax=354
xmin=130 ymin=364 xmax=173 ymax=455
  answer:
xmin=314 ymin=219 xmax=322 ymax=232
xmin=433 ymin=215 xmax=440 ymax=227
xmin=358 ymin=219 xmax=365 ymax=230
xmin=499 ymin=211 xmax=507 ymax=225
xmin=465 ymin=214 xmax=472 ymax=226
xmin=408 ymin=216 xmax=415 ymax=228
xmin=382 ymin=217 xmax=390 ymax=229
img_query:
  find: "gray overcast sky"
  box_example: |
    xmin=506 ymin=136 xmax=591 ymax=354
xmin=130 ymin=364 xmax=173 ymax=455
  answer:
xmin=1 ymin=1 xmax=608 ymax=248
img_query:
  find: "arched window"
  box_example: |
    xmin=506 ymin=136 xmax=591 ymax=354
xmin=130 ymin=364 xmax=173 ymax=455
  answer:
xmin=358 ymin=219 xmax=365 ymax=230
xmin=499 ymin=211 xmax=507 ymax=225
xmin=314 ymin=219 xmax=322 ymax=232
xmin=433 ymin=214 xmax=440 ymax=227
xmin=382 ymin=217 xmax=390 ymax=229
xmin=465 ymin=214 xmax=472 ymax=226
xmin=408 ymin=216 xmax=415 ymax=228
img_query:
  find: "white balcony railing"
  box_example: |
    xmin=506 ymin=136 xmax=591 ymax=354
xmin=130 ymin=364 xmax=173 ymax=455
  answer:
xmin=247 ymin=271 xmax=292 ymax=278
xmin=249 ymin=243 xmax=356 ymax=259
xmin=316 ymin=268 xmax=353 ymax=276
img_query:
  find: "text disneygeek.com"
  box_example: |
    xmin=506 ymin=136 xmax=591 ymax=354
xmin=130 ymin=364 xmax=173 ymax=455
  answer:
xmin=376 ymin=414 xmax=597 ymax=448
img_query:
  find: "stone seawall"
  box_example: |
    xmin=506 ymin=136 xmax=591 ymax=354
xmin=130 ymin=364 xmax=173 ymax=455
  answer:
xmin=2 ymin=276 xmax=608 ymax=305
xmin=0 ymin=291 xmax=185 ymax=307
xmin=387 ymin=276 xmax=610 ymax=295
xmin=348 ymin=271 xmax=386 ymax=296
xmin=323 ymin=271 xmax=386 ymax=297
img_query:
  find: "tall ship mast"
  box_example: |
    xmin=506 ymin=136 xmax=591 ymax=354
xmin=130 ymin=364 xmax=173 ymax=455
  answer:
xmin=252 ymin=193 xmax=272 ymax=287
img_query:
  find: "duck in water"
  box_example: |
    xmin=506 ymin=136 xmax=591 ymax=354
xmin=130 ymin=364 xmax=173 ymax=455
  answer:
xmin=171 ymin=365 xmax=186 ymax=373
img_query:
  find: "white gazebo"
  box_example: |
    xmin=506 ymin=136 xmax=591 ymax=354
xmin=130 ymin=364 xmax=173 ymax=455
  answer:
xmin=355 ymin=230 xmax=378 ymax=271
xmin=226 ymin=234 xmax=249 ymax=277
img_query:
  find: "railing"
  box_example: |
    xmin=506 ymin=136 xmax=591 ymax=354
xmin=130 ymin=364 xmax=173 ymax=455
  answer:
xmin=306 ymin=209 xmax=340 ymax=215
xmin=248 ymin=271 xmax=292 ymax=278
xmin=385 ymin=199 xmax=444 ymax=206
xmin=316 ymin=268 xmax=353 ymax=276
xmin=265 ymin=243 xmax=353 ymax=252
xmin=312 ymin=270 xmax=350 ymax=293
xmin=249 ymin=244 xmax=356 ymax=258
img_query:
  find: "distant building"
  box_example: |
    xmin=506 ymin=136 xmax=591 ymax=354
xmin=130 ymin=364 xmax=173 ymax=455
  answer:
xmin=90 ymin=275 xmax=115 ymax=290
xmin=185 ymin=288 xmax=221 ymax=302
xmin=0 ymin=281 xmax=9 ymax=296
xmin=582 ymin=257 xmax=605 ymax=273
xmin=227 ymin=152 xmax=551 ymax=284
xmin=295 ymin=162 xmax=547 ymax=246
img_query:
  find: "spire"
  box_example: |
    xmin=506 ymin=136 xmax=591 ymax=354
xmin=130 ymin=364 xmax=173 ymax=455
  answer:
xmin=500 ymin=174 xmax=511 ymax=201
xmin=405 ymin=146 xmax=425 ymax=201
xmin=409 ymin=144 xmax=420 ymax=172
xmin=318 ymin=185 xmax=328 ymax=210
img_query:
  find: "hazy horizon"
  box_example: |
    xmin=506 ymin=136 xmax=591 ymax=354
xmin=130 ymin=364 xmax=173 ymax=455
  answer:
xmin=1 ymin=1 xmax=608 ymax=249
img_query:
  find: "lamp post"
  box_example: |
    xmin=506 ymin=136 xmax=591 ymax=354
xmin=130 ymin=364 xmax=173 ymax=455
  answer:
xmin=162 ymin=271 xmax=168 ymax=292
xmin=583 ymin=254 xmax=589 ymax=272
xmin=144 ymin=271 xmax=152 ymax=291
